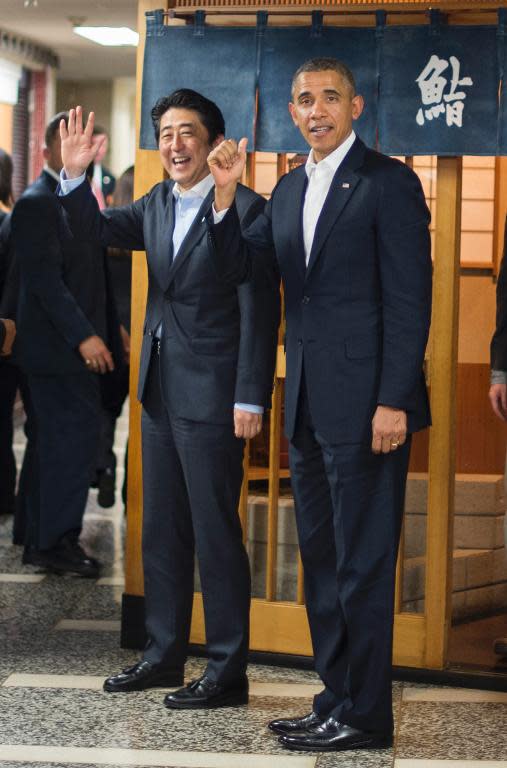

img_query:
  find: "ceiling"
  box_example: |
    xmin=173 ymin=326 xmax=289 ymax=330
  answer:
xmin=0 ymin=0 xmax=138 ymax=80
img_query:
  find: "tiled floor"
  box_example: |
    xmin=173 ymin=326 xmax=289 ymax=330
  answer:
xmin=2 ymin=407 xmax=507 ymax=767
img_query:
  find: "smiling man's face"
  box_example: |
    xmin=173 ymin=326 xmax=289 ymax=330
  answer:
xmin=289 ymin=69 xmax=364 ymax=162
xmin=158 ymin=107 xmax=222 ymax=189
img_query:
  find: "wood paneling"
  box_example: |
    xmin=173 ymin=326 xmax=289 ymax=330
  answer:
xmin=425 ymin=157 xmax=462 ymax=668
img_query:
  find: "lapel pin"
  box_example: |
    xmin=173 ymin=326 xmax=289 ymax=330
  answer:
xmin=341 ymin=182 xmax=350 ymax=189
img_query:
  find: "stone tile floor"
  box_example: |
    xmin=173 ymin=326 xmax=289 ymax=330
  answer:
xmin=1 ymin=407 xmax=507 ymax=767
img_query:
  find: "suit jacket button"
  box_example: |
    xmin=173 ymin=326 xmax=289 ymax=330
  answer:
xmin=148 ymin=330 xmax=153 ymax=336
xmin=302 ymin=295 xmax=310 ymax=304
xmin=297 ymin=338 xmax=303 ymax=345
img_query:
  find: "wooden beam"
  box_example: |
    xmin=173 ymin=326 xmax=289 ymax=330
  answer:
xmin=424 ymin=157 xmax=462 ymax=669
xmin=124 ymin=0 xmax=167 ymax=598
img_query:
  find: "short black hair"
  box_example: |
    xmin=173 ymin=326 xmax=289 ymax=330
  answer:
xmin=151 ymin=89 xmax=225 ymax=144
xmin=45 ymin=111 xmax=69 ymax=148
xmin=292 ymin=58 xmax=356 ymax=98
xmin=0 ymin=149 xmax=13 ymax=206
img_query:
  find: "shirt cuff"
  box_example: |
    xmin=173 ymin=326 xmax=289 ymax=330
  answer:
xmin=234 ymin=403 xmax=264 ymax=415
xmin=59 ymin=169 xmax=87 ymax=195
xmin=491 ymin=369 xmax=507 ymax=385
xmin=212 ymin=205 xmax=229 ymax=224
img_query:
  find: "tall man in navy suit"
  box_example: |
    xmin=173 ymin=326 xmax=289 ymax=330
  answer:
xmin=58 ymin=91 xmax=279 ymax=707
xmin=209 ymin=58 xmax=432 ymax=751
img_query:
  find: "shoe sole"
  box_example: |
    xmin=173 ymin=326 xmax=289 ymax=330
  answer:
xmin=164 ymin=691 xmax=249 ymax=709
xmin=281 ymin=736 xmax=393 ymax=752
xmin=104 ymin=678 xmax=184 ymax=693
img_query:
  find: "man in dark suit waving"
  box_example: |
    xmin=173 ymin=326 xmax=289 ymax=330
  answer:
xmin=58 ymin=91 xmax=279 ymax=707
xmin=209 ymin=58 xmax=432 ymax=751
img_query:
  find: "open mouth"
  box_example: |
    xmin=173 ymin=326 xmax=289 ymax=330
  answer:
xmin=310 ymin=126 xmax=332 ymax=135
xmin=172 ymin=157 xmax=191 ymax=167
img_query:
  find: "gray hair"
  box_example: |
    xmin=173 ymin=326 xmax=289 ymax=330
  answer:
xmin=291 ymin=58 xmax=356 ymax=98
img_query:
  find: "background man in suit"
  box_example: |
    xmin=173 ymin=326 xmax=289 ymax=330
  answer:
xmin=58 ymin=90 xmax=280 ymax=707
xmin=489 ymin=215 xmax=507 ymax=656
xmin=10 ymin=113 xmax=118 ymax=578
xmin=209 ymin=57 xmax=432 ymax=751
xmin=91 ymin=125 xmax=116 ymax=208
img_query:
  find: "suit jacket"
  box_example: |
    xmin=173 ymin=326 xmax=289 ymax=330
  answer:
xmin=11 ymin=170 xmax=120 ymax=376
xmin=218 ymin=137 xmax=432 ymax=443
xmin=491 ymin=217 xmax=507 ymax=371
xmin=59 ymin=178 xmax=280 ymax=425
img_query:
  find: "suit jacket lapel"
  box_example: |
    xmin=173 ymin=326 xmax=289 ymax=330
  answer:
xmin=165 ymin=187 xmax=214 ymax=286
xmin=289 ymin=167 xmax=308 ymax=282
xmin=151 ymin=181 xmax=175 ymax=292
xmin=306 ymin=138 xmax=365 ymax=280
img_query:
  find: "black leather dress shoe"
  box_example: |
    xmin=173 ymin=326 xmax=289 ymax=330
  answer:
xmin=279 ymin=717 xmax=393 ymax=752
xmin=269 ymin=711 xmax=323 ymax=735
xmin=104 ymin=660 xmax=184 ymax=692
xmin=163 ymin=673 xmax=248 ymax=709
xmin=22 ymin=537 xmax=100 ymax=578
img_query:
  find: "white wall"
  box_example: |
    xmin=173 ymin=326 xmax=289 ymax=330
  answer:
xmin=110 ymin=76 xmax=136 ymax=179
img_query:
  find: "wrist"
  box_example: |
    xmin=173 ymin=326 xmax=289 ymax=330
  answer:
xmin=64 ymin=165 xmax=86 ymax=180
xmin=214 ymin=184 xmax=237 ymax=212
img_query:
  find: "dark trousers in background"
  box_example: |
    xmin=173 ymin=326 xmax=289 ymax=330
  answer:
xmin=20 ymin=372 xmax=101 ymax=550
xmin=289 ymin=376 xmax=411 ymax=735
xmin=0 ymin=362 xmax=31 ymax=517
xmin=96 ymin=364 xmax=129 ymax=474
xmin=141 ymin=351 xmax=250 ymax=683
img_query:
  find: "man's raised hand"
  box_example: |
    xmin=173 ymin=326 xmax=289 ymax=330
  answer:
xmin=60 ymin=106 xmax=105 ymax=180
xmin=208 ymin=138 xmax=248 ymax=211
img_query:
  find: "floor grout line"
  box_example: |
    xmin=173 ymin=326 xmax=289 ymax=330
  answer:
xmin=0 ymin=745 xmax=317 ymax=767
xmin=2 ymin=673 xmax=321 ymax=698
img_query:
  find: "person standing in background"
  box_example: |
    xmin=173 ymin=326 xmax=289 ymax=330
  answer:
xmin=489 ymin=215 xmax=507 ymax=657
xmin=94 ymin=166 xmax=134 ymax=508
xmin=11 ymin=113 xmax=121 ymax=577
xmin=91 ymin=125 xmax=116 ymax=209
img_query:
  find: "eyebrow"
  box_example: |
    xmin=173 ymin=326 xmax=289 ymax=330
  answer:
xmin=160 ymin=122 xmax=195 ymax=134
xmin=297 ymin=88 xmax=341 ymax=101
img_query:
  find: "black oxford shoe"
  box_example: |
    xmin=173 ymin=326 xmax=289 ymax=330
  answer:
xmin=103 ymin=661 xmax=184 ymax=692
xmin=163 ymin=673 xmax=248 ymax=709
xmin=268 ymin=711 xmax=323 ymax=735
xmin=279 ymin=717 xmax=393 ymax=752
xmin=22 ymin=537 xmax=100 ymax=579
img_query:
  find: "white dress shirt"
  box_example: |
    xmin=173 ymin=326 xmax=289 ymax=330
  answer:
xmin=302 ymin=130 xmax=356 ymax=265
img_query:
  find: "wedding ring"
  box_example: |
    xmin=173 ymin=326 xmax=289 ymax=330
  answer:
xmin=391 ymin=440 xmax=399 ymax=448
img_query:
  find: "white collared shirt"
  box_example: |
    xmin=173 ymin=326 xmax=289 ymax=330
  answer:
xmin=302 ymin=130 xmax=356 ymax=265
xmin=171 ymin=173 xmax=215 ymax=258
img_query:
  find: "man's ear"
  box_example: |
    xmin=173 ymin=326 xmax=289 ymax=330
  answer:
xmin=288 ymin=102 xmax=299 ymax=128
xmin=42 ymin=146 xmax=49 ymax=161
xmin=212 ymin=133 xmax=225 ymax=150
xmin=351 ymin=95 xmax=365 ymax=122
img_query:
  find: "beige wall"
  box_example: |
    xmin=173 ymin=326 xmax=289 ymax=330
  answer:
xmin=458 ymin=275 xmax=496 ymax=365
xmin=0 ymin=104 xmax=13 ymax=153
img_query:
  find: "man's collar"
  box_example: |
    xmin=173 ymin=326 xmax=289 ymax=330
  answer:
xmin=43 ymin=164 xmax=62 ymax=184
xmin=173 ymin=173 xmax=214 ymax=200
xmin=305 ymin=130 xmax=356 ymax=179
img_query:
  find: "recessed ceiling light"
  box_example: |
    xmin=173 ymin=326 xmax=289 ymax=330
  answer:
xmin=73 ymin=27 xmax=139 ymax=47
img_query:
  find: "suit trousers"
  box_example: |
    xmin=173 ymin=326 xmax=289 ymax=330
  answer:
xmin=0 ymin=361 xmax=31 ymax=519
xmin=22 ymin=372 xmax=101 ymax=550
xmin=141 ymin=350 xmax=251 ymax=682
xmin=289 ymin=374 xmax=410 ymax=734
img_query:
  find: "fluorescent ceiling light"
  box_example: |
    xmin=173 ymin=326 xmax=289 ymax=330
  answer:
xmin=73 ymin=27 xmax=139 ymax=47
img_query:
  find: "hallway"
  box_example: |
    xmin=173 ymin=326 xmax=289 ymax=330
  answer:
xmin=1 ymin=412 xmax=506 ymax=767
